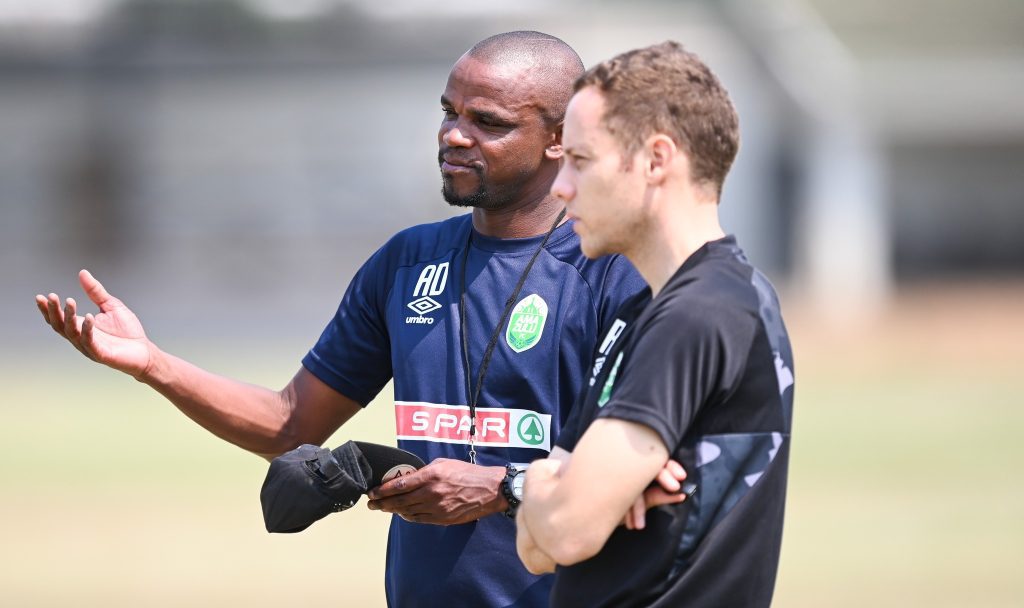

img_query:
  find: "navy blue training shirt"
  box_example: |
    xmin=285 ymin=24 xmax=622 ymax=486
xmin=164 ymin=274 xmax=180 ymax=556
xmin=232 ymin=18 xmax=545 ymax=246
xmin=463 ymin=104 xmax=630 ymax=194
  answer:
xmin=302 ymin=213 xmax=645 ymax=607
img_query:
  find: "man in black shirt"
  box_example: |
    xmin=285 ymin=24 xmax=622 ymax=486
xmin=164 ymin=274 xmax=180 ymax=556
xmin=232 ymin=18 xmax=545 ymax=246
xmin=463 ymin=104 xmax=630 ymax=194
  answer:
xmin=515 ymin=42 xmax=795 ymax=607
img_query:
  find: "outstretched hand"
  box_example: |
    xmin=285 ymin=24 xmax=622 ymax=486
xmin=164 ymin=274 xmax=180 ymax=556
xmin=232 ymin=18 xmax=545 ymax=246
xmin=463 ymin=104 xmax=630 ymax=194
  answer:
xmin=623 ymin=459 xmax=689 ymax=530
xmin=35 ymin=269 xmax=155 ymax=378
xmin=365 ymin=458 xmax=506 ymax=526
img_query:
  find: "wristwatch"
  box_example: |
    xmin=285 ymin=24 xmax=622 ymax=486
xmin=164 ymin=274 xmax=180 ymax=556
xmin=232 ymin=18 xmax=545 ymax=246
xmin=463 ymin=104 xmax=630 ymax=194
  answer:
xmin=501 ymin=463 xmax=527 ymax=519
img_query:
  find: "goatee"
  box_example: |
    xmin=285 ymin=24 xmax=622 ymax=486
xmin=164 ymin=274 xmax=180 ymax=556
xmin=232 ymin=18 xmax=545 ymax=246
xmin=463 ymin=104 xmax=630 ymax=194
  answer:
xmin=442 ymin=178 xmax=491 ymax=208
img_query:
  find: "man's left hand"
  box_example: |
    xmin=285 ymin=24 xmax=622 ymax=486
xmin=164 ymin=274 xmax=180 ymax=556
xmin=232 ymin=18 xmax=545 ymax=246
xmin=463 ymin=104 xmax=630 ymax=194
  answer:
xmin=366 ymin=458 xmax=506 ymax=525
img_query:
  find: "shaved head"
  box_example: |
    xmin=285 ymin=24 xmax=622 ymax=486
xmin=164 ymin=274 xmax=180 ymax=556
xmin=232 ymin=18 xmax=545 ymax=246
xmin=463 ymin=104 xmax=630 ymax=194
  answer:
xmin=466 ymin=31 xmax=584 ymax=128
xmin=438 ymin=31 xmax=583 ymax=213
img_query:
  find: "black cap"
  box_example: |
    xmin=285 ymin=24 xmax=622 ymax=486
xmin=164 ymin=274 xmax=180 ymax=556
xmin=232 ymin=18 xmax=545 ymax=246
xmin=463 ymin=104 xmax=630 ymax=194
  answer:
xmin=353 ymin=441 xmax=426 ymax=488
xmin=260 ymin=440 xmax=426 ymax=534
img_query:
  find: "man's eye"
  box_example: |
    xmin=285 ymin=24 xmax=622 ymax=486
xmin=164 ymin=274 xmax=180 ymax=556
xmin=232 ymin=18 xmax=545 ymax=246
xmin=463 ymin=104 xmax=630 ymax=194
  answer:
xmin=479 ymin=117 xmax=511 ymax=130
xmin=442 ymin=108 xmax=457 ymax=119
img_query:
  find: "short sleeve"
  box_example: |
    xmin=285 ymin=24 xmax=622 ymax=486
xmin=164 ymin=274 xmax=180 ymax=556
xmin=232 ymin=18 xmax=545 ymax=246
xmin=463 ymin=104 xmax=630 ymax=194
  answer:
xmin=596 ymin=300 xmax=731 ymax=452
xmin=302 ymin=244 xmax=394 ymax=406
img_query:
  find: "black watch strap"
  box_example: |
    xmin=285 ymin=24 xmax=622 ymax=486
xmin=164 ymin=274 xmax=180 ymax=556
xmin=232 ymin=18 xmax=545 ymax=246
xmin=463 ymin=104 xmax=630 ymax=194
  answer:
xmin=501 ymin=463 xmax=524 ymax=519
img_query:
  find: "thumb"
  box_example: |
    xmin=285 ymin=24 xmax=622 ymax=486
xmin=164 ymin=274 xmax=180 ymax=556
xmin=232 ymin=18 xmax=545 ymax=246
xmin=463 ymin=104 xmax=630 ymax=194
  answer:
xmin=79 ymin=269 xmax=123 ymax=312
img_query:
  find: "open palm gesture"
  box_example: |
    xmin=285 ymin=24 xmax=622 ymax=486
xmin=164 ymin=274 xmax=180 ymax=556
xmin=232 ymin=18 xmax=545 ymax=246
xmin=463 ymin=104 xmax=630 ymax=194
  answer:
xmin=36 ymin=269 xmax=154 ymax=377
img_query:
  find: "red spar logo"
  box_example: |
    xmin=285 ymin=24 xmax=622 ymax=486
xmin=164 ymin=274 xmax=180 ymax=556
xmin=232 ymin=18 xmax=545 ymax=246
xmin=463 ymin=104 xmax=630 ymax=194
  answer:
xmin=395 ymin=403 xmax=510 ymax=445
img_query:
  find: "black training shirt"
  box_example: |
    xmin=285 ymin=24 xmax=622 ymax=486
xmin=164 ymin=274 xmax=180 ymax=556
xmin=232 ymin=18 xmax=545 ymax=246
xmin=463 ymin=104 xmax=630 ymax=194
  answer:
xmin=552 ymin=236 xmax=795 ymax=608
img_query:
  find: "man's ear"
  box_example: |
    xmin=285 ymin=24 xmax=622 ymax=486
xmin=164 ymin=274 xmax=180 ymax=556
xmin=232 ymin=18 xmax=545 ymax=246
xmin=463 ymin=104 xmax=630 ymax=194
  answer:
xmin=545 ymin=123 xmax=564 ymax=160
xmin=645 ymin=134 xmax=678 ymax=184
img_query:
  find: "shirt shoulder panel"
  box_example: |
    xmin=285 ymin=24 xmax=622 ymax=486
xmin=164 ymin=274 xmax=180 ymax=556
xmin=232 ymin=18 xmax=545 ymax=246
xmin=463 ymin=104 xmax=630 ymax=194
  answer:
xmin=302 ymin=215 xmax=473 ymax=405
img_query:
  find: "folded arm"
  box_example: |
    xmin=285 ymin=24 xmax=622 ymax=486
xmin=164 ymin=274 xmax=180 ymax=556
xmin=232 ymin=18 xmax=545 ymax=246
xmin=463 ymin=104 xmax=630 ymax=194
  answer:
xmin=514 ymin=447 xmax=571 ymax=574
xmin=518 ymin=418 xmax=669 ymax=566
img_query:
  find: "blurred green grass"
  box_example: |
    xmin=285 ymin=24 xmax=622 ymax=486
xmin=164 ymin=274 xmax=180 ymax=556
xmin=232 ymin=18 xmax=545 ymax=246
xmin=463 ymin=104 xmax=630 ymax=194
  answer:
xmin=776 ymin=353 xmax=1024 ymax=607
xmin=0 ymin=343 xmax=397 ymax=608
xmin=3 ymin=290 xmax=1023 ymax=607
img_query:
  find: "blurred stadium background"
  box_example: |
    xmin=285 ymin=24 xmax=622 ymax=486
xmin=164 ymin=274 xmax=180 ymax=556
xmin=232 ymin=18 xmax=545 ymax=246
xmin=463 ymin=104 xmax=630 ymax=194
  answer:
xmin=1 ymin=1 xmax=1022 ymax=606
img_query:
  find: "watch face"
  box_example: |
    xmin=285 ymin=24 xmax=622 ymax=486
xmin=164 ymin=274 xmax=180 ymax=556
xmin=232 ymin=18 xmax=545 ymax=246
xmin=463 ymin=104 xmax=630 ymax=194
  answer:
xmin=512 ymin=471 xmax=526 ymax=500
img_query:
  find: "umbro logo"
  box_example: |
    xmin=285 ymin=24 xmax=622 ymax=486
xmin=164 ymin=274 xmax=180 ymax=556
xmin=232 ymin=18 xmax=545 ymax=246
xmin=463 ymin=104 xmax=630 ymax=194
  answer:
xmin=408 ymin=296 xmax=441 ymax=315
xmin=406 ymin=296 xmax=440 ymax=324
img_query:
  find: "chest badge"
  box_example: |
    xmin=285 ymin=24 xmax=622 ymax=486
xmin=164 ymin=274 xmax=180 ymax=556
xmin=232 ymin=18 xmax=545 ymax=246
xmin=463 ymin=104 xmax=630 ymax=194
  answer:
xmin=506 ymin=294 xmax=548 ymax=353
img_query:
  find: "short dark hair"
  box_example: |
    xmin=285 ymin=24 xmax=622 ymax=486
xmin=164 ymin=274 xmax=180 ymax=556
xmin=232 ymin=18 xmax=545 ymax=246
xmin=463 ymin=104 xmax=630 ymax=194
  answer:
xmin=576 ymin=41 xmax=740 ymax=196
xmin=468 ymin=31 xmax=584 ymax=128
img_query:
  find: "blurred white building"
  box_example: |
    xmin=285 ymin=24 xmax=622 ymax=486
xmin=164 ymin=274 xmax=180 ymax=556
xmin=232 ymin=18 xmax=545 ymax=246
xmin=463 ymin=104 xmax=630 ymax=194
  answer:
xmin=2 ymin=0 xmax=1022 ymax=343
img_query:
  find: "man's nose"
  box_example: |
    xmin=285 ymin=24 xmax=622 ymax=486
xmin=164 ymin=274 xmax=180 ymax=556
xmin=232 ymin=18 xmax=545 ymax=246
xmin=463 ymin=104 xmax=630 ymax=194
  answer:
xmin=551 ymin=167 xmax=575 ymax=202
xmin=443 ymin=126 xmax=473 ymax=148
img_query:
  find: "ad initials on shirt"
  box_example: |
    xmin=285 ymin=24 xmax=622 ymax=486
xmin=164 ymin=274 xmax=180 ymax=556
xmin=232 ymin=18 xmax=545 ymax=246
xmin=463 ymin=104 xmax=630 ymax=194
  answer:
xmin=406 ymin=262 xmax=449 ymax=325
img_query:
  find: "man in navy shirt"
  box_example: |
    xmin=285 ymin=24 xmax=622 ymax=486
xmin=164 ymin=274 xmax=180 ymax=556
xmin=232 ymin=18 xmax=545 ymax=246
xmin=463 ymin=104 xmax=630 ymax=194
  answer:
xmin=36 ymin=32 xmax=646 ymax=606
xmin=517 ymin=42 xmax=794 ymax=607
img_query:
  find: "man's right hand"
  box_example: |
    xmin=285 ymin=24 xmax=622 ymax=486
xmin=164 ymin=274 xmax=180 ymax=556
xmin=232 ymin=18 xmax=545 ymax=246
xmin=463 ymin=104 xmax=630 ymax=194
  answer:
xmin=623 ymin=459 xmax=688 ymax=530
xmin=35 ymin=270 xmax=363 ymax=458
xmin=35 ymin=269 xmax=155 ymax=378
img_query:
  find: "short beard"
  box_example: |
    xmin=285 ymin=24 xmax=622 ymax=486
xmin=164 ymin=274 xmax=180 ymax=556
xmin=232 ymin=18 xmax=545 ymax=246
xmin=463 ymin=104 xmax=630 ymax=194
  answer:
xmin=441 ymin=174 xmax=514 ymax=210
xmin=442 ymin=176 xmax=488 ymax=208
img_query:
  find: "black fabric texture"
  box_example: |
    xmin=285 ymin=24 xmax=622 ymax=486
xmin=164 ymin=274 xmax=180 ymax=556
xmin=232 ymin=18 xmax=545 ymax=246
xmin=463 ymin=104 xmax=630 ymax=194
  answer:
xmin=551 ymin=236 xmax=794 ymax=608
xmin=260 ymin=441 xmax=424 ymax=534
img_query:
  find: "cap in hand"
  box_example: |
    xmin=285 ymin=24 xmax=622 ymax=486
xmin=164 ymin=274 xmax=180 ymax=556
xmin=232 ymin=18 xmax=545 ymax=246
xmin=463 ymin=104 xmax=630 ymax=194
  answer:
xmin=260 ymin=440 xmax=425 ymax=534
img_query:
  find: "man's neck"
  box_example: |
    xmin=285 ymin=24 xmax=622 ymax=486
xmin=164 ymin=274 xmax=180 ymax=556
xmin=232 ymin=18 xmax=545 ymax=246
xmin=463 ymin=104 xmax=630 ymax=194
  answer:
xmin=628 ymin=200 xmax=724 ymax=297
xmin=472 ymin=195 xmax=567 ymax=239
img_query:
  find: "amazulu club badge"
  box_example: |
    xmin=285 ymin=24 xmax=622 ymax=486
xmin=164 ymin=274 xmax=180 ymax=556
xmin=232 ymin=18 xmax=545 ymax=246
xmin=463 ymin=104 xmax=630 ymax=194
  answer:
xmin=506 ymin=294 xmax=548 ymax=353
